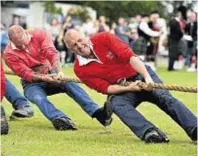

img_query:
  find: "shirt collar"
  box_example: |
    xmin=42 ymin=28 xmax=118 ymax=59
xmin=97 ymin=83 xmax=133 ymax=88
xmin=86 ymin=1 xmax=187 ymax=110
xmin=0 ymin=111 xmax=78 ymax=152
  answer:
xmin=77 ymin=41 xmax=101 ymax=66
xmin=10 ymin=33 xmax=32 ymax=50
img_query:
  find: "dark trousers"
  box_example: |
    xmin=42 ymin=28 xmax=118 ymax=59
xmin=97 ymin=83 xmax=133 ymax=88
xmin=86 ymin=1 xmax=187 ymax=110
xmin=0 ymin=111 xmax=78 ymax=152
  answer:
xmin=168 ymin=56 xmax=176 ymax=71
xmin=110 ymin=65 xmax=197 ymax=140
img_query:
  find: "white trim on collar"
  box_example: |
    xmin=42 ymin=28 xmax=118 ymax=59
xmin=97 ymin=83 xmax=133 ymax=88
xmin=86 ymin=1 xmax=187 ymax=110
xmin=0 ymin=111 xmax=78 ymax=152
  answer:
xmin=77 ymin=55 xmax=101 ymax=66
xmin=11 ymin=42 xmax=19 ymax=50
xmin=77 ymin=41 xmax=102 ymax=66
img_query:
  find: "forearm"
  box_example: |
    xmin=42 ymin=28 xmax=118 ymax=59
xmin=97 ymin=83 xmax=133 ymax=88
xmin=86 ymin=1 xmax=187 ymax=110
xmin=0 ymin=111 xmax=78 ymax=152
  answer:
xmin=32 ymin=73 xmax=45 ymax=81
xmin=43 ymin=47 xmax=62 ymax=73
xmin=51 ymin=55 xmax=62 ymax=73
xmin=32 ymin=73 xmax=57 ymax=83
xmin=130 ymin=56 xmax=150 ymax=79
xmin=107 ymin=84 xmax=131 ymax=94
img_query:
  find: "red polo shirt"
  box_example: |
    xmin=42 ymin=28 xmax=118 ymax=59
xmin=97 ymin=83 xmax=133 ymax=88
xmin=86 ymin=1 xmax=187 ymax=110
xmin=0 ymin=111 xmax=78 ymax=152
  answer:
xmin=1 ymin=61 xmax=6 ymax=100
xmin=74 ymin=32 xmax=137 ymax=94
xmin=3 ymin=29 xmax=58 ymax=81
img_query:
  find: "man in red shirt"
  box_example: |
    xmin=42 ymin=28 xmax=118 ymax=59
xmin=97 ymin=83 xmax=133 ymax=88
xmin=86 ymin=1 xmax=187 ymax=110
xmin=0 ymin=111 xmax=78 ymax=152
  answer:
xmin=1 ymin=62 xmax=9 ymax=135
xmin=64 ymin=29 xmax=197 ymax=143
xmin=4 ymin=25 xmax=112 ymax=130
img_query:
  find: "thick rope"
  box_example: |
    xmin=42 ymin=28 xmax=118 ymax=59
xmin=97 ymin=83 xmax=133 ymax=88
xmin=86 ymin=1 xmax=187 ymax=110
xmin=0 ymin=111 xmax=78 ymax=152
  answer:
xmin=5 ymin=71 xmax=197 ymax=93
xmin=119 ymin=80 xmax=197 ymax=93
xmin=60 ymin=76 xmax=82 ymax=83
xmin=60 ymin=76 xmax=197 ymax=93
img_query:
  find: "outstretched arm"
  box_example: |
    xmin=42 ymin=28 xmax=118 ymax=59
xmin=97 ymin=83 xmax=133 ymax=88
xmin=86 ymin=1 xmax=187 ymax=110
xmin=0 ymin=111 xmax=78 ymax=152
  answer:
xmin=130 ymin=56 xmax=153 ymax=83
xmin=107 ymin=82 xmax=141 ymax=94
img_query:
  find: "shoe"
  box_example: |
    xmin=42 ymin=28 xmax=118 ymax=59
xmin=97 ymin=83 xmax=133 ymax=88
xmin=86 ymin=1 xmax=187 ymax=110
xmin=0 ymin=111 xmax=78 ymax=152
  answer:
xmin=168 ymin=69 xmax=178 ymax=71
xmin=93 ymin=100 xmax=113 ymax=127
xmin=191 ymin=127 xmax=197 ymax=141
xmin=52 ymin=117 xmax=77 ymax=131
xmin=1 ymin=105 xmax=9 ymax=135
xmin=187 ymin=67 xmax=197 ymax=72
xmin=144 ymin=128 xmax=169 ymax=143
xmin=11 ymin=106 xmax=34 ymax=118
xmin=97 ymin=116 xmax=113 ymax=127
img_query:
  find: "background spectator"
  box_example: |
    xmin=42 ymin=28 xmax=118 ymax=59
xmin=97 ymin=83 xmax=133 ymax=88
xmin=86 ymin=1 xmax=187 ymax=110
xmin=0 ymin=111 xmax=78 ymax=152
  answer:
xmin=98 ymin=16 xmax=110 ymax=32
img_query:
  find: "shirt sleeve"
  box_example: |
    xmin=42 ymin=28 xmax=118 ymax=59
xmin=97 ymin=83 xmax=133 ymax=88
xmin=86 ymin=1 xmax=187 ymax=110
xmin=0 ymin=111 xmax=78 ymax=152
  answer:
xmin=104 ymin=32 xmax=136 ymax=63
xmin=74 ymin=67 xmax=110 ymax=94
xmin=4 ymin=54 xmax=34 ymax=81
xmin=82 ymin=77 xmax=110 ymax=94
xmin=39 ymin=30 xmax=59 ymax=66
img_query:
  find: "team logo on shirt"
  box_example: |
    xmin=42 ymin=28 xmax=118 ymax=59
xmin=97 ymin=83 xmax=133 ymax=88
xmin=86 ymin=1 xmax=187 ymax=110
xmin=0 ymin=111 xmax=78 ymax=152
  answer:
xmin=106 ymin=51 xmax=114 ymax=59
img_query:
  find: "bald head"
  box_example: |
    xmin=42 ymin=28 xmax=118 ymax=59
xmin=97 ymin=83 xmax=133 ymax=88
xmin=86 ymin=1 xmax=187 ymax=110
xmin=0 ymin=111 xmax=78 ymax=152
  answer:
xmin=8 ymin=25 xmax=30 ymax=49
xmin=63 ymin=29 xmax=92 ymax=57
xmin=64 ymin=29 xmax=80 ymax=48
xmin=8 ymin=25 xmax=25 ymax=42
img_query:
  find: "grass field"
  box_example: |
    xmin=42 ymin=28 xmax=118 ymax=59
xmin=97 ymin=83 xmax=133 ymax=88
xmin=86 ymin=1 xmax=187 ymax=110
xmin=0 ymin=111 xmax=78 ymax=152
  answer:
xmin=1 ymin=67 xmax=197 ymax=156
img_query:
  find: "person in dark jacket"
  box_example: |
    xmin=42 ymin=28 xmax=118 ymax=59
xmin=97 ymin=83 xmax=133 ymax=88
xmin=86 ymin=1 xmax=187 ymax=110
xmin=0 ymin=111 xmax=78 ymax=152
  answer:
xmin=168 ymin=11 xmax=187 ymax=71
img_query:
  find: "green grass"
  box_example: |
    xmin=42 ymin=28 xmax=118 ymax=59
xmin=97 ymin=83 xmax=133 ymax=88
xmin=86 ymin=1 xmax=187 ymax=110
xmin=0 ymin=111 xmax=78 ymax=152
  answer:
xmin=1 ymin=67 xmax=197 ymax=156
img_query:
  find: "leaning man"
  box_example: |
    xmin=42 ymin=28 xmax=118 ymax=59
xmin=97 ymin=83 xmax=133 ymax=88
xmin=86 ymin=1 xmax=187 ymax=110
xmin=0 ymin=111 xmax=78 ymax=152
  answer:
xmin=64 ymin=29 xmax=197 ymax=143
xmin=3 ymin=25 xmax=112 ymax=131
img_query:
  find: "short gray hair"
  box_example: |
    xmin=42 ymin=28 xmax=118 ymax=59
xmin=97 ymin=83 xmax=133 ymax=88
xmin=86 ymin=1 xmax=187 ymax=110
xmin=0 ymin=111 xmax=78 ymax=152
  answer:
xmin=64 ymin=29 xmax=79 ymax=48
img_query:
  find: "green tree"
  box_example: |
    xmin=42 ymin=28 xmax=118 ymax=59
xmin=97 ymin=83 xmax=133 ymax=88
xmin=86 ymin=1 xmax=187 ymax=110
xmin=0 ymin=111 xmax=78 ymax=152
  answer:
xmin=67 ymin=7 xmax=90 ymax=22
xmin=44 ymin=1 xmax=62 ymax=14
xmin=79 ymin=1 xmax=166 ymax=22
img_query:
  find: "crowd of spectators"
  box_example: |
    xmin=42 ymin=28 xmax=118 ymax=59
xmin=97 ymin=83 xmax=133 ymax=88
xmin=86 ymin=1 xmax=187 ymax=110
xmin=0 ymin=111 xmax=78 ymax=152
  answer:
xmin=1 ymin=9 xmax=197 ymax=72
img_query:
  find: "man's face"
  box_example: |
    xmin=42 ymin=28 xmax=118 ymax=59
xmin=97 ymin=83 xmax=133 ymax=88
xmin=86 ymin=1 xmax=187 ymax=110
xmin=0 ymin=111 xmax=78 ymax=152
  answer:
xmin=190 ymin=13 xmax=196 ymax=22
xmin=144 ymin=17 xmax=149 ymax=23
xmin=151 ymin=13 xmax=158 ymax=22
xmin=65 ymin=31 xmax=91 ymax=57
xmin=135 ymin=15 xmax=142 ymax=23
xmin=118 ymin=18 xmax=124 ymax=25
xmin=12 ymin=31 xmax=30 ymax=50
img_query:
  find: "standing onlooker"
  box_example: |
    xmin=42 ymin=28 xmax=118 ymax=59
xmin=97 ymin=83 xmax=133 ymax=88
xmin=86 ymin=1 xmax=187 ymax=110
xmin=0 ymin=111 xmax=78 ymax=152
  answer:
xmin=46 ymin=18 xmax=65 ymax=66
xmin=109 ymin=22 xmax=116 ymax=34
xmin=10 ymin=15 xmax=27 ymax=29
xmin=55 ymin=15 xmax=75 ymax=65
xmin=62 ymin=16 xmax=75 ymax=64
xmin=135 ymin=14 xmax=161 ymax=70
xmin=46 ymin=18 xmax=61 ymax=44
xmin=92 ymin=20 xmax=100 ymax=35
xmin=115 ymin=17 xmax=130 ymax=45
xmin=168 ymin=10 xmax=187 ymax=71
xmin=135 ymin=14 xmax=142 ymax=27
xmin=150 ymin=11 xmax=168 ymax=54
xmin=98 ymin=16 xmax=110 ymax=33
xmin=81 ymin=18 xmax=95 ymax=38
xmin=185 ymin=11 xmax=197 ymax=72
